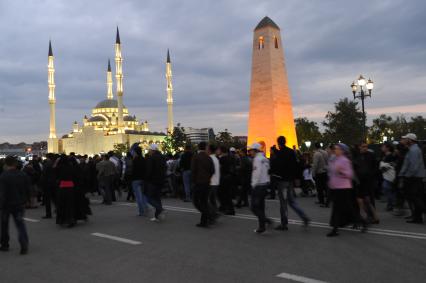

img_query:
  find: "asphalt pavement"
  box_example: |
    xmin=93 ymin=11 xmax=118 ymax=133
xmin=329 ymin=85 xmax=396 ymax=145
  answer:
xmin=1 ymin=194 xmax=426 ymax=283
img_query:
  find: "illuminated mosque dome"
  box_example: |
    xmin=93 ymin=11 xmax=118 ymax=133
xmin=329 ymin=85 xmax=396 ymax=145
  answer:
xmin=95 ymin=99 xmax=125 ymax=109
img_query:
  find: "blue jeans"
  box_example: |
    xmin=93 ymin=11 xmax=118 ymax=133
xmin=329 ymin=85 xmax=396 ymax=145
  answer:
xmin=182 ymin=170 xmax=192 ymax=200
xmin=382 ymin=180 xmax=395 ymax=209
xmin=277 ymin=181 xmax=309 ymax=226
xmin=251 ymin=185 xmax=268 ymax=229
xmin=132 ymin=180 xmax=148 ymax=216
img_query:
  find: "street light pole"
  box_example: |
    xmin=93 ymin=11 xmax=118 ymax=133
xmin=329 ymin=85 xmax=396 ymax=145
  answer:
xmin=351 ymin=75 xmax=374 ymax=143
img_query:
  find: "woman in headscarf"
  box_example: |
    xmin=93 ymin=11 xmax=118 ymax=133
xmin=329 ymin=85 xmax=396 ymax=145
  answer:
xmin=327 ymin=143 xmax=365 ymax=237
xmin=55 ymin=155 xmax=79 ymax=227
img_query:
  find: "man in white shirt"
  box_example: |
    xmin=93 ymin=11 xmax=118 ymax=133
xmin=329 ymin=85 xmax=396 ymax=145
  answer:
xmin=249 ymin=143 xmax=273 ymax=234
xmin=208 ymin=144 xmax=221 ymax=220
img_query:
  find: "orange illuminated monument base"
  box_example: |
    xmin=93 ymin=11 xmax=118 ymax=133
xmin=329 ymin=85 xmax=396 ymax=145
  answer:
xmin=247 ymin=17 xmax=298 ymax=156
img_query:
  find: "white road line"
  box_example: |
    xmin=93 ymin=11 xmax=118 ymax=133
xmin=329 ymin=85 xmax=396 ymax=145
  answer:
xmin=276 ymin=272 xmax=328 ymax=283
xmin=113 ymin=202 xmax=426 ymax=240
xmin=91 ymin=232 xmax=141 ymax=245
xmin=24 ymin=217 xmax=40 ymax=223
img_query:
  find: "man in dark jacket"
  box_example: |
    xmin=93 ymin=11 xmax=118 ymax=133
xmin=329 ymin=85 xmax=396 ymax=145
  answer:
xmin=236 ymin=148 xmax=252 ymax=208
xmin=191 ymin=142 xmax=215 ymax=227
xmin=218 ymin=146 xmax=236 ymax=215
xmin=0 ymin=156 xmax=30 ymax=254
xmin=353 ymin=143 xmax=380 ymax=223
xmin=179 ymin=145 xmax=193 ymax=202
xmin=271 ymin=136 xmax=310 ymax=231
xmin=131 ymin=147 xmax=148 ymax=216
xmin=145 ymin=144 xmax=167 ymax=221
xmin=40 ymin=153 xmax=56 ymax=219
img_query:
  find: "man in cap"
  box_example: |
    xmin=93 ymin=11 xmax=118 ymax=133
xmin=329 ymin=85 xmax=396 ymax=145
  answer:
xmin=399 ymin=133 xmax=426 ymax=224
xmin=249 ymin=143 xmax=273 ymax=233
xmin=145 ymin=144 xmax=167 ymax=222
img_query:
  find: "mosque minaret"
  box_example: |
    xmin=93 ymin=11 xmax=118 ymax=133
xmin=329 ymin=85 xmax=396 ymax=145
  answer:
xmin=166 ymin=49 xmax=174 ymax=134
xmin=47 ymin=40 xmax=59 ymax=153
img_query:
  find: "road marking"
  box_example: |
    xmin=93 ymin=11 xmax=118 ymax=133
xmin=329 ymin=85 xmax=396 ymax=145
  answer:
xmin=91 ymin=232 xmax=142 ymax=245
xmin=24 ymin=217 xmax=40 ymax=223
xmin=113 ymin=202 xmax=426 ymax=240
xmin=276 ymin=272 xmax=328 ymax=283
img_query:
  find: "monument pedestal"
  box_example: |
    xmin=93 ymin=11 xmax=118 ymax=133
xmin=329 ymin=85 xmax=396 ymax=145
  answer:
xmin=48 ymin=137 xmax=59 ymax=153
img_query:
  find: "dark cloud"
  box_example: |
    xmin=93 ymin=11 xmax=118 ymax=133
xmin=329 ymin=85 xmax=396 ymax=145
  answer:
xmin=0 ymin=0 xmax=425 ymax=142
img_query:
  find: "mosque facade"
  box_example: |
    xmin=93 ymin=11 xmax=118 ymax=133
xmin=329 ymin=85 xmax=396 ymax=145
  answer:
xmin=47 ymin=28 xmax=173 ymax=155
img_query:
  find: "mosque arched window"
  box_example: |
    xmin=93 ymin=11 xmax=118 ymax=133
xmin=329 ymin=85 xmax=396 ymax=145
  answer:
xmin=274 ymin=36 xmax=279 ymax=49
xmin=258 ymin=36 xmax=264 ymax=49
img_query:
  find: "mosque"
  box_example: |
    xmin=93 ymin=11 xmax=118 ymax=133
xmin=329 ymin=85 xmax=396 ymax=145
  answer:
xmin=47 ymin=28 xmax=173 ymax=155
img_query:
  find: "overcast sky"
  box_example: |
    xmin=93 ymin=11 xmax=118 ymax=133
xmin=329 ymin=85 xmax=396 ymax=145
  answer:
xmin=0 ymin=0 xmax=425 ymax=143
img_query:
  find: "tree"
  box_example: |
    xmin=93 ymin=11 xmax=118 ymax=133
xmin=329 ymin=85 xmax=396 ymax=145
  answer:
xmin=294 ymin=117 xmax=322 ymax=148
xmin=408 ymin=116 xmax=426 ymax=140
xmin=322 ymin=98 xmax=364 ymax=144
xmin=390 ymin=115 xmax=410 ymax=140
xmin=113 ymin=143 xmax=129 ymax=156
xmin=162 ymin=134 xmax=174 ymax=155
xmin=215 ymin=129 xmax=233 ymax=147
xmin=368 ymin=114 xmax=394 ymax=143
xmin=168 ymin=126 xmax=188 ymax=153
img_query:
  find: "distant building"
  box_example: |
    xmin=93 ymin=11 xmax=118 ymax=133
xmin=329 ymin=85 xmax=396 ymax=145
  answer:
xmin=181 ymin=127 xmax=215 ymax=144
xmin=0 ymin=142 xmax=47 ymax=157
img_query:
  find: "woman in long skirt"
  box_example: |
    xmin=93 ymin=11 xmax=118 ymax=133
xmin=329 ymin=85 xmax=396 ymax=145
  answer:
xmin=327 ymin=143 xmax=365 ymax=237
xmin=55 ymin=155 xmax=79 ymax=227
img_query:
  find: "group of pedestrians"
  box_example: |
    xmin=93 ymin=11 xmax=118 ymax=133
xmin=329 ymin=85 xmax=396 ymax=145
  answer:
xmin=1 ymin=131 xmax=425 ymax=253
xmin=309 ymin=134 xmax=426 ymax=236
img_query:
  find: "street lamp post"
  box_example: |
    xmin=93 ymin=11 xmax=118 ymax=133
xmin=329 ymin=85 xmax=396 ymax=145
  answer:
xmin=351 ymin=75 xmax=374 ymax=143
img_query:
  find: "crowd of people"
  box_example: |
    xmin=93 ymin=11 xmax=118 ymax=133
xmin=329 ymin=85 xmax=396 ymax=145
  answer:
xmin=0 ymin=132 xmax=425 ymax=254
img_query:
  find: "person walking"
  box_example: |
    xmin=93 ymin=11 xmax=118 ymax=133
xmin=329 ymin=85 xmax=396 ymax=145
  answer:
xmin=208 ymin=144 xmax=220 ymax=215
xmin=218 ymin=146 xmax=236 ymax=215
xmin=131 ymin=147 xmax=148 ymax=216
xmin=271 ymin=136 xmax=310 ymax=231
xmin=312 ymin=142 xmax=329 ymax=207
xmin=393 ymin=144 xmax=409 ymax=216
xmin=96 ymin=155 xmax=116 ymax=205
xmin=108 ymin=152 xmax=122 ymax=202
xmin=145 ymin=144 xmax=167 ymax=222
xmin=353 ymin=143 xmax=380 ymax=224
xmin=55 ymin=155 xmax=81 ymax=227
xmin=40 ymin=153 xmax=56 ymax=219
xmin=179 ymin=145 xmax=193 ymax=202
xmin=124 ymin=152 xmax=135 ymax=201
xmin=399 ymin=133 xmax=426 ymax=224
xmin=0 ymin=156 xmax=30 ymax=255
xmin=236 ymin=148 xmax=252 ymax=208
xmin=191 ymin=142 xmax=215 ymax=228
xmin=327 ymin=144 xmax=365 ymax=237
xmin=249 ymin=143 xmax=272 ymax=234
xmin=379 ymin=142 xmax=397 ymax=211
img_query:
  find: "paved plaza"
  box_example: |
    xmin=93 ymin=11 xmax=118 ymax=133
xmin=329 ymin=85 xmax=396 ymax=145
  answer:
xmin=1 ymin=196 xmax=425 ymax=283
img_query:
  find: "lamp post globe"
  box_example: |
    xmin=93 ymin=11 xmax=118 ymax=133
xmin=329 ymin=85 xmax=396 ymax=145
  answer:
xmin=350 ymin=74 xmax=374 ymax=143
xmin=305 ymin=141 xmax=311 ymax=149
